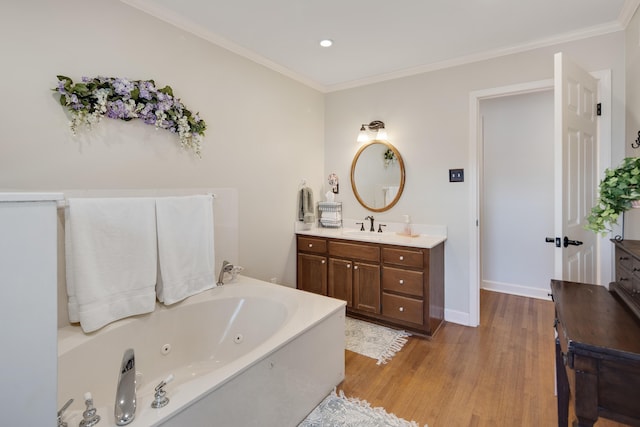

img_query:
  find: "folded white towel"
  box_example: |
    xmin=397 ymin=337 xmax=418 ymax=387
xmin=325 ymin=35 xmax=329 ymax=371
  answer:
xmin=156 ymin=195 xmax=215 ymax=305
xmin=65 ymin=198 xmax=157 ymax=332
xmin=321 ymin=211 xmax=340 ymax=220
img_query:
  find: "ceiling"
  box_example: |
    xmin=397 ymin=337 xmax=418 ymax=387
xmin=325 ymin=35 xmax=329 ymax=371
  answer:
xmin=122 ymin=0 xmax=637 ymax=92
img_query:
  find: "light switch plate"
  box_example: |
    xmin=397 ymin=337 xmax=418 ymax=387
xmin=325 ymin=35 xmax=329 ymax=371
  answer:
xmin=449 ymin=168 xmax=464 ymax=182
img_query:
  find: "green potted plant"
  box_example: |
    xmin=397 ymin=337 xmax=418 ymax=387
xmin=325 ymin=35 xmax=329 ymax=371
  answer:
xmin=587 ymin=157 xmax=640 ymax=235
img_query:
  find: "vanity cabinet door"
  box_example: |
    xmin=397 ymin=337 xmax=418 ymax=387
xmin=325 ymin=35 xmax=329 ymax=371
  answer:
xmin=353 ymin=262 xmax=381 ymax=314
xmin=297 ymin=253 xmax=327 ymax=295
xmin=329 ymin=258 xmax=353 ymax=307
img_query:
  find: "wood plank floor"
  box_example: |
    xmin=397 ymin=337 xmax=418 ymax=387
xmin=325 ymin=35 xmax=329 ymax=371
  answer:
xmin=337 ymin=290 xmax=627 ymax=427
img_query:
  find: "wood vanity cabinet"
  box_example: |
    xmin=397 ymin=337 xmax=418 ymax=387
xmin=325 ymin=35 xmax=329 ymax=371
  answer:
xmin=328 ymin=240 xmax=381 ymax=314
xmin=296 ymin=236 xmax=328 ymax=295
xmin=296 ymin=234 xmax=445 ymax=336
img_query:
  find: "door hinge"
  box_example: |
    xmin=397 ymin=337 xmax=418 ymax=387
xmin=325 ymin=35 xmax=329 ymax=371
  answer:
xmin=596 ymin=103 xmax=602 ymax=116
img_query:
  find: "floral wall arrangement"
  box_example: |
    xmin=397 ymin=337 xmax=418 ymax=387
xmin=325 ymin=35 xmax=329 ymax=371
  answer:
xmin=53 ymin=76 xmax=207 ymax=157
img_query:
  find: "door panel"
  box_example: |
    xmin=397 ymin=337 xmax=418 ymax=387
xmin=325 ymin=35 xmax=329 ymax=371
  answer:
xmin=297 ymin=253 xmax=327 ymax=295
xmin=328 ymin=258 xmax=353 ymax=307
xmin=354 ymin=262 xmax=381 ymax=313
xmin=554 ymin=52 xmax=598 ymax=283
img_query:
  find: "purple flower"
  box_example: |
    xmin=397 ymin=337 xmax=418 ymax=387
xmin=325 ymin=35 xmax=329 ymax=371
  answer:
xmin=156 ymin=100 xmax=173 ymax=112
xmin=141 ymin=114 xmax=156 ymax=125
xmin=82 ymin=76 xmax=91 ymax=82
xmin=106 ymin=100 xmax=130 ymax=119
xmin=137 ymin=81 xmax=155 ymax=100
xmin=113 ymin=78 xmax=134 ymax=98
xmin=57 ymin=80 xmax=67 ymax=93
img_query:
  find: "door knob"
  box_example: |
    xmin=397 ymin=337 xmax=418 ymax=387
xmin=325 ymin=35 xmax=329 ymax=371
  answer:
xmin=563 ymin=236 xmax=583 ymax=248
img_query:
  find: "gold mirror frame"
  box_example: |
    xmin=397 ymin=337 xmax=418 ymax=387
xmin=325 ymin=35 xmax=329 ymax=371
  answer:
xmin=350 ymin=140 xmax=405 ymax=212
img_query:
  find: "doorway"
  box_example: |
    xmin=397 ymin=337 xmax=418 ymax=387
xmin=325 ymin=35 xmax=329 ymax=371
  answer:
xmin=468 ymin=69 xmax=612 ymax=327
xmin=480 ymin=89 xmax=555 ymax=299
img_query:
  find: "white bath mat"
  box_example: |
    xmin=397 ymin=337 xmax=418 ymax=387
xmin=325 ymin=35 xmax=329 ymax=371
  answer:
xmin=299 ymin=389 xmax=426 ymax=427
xmin=345 ymin=317 xmax=411 ymax=365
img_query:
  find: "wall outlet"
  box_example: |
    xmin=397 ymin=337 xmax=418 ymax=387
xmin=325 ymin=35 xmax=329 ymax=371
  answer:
xmin=449 ymin=168 xmax=464 ymax=182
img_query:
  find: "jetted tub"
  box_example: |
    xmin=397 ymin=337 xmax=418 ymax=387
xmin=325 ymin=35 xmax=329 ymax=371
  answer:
xmin=58 ymin=276 xmax=346 ymax=426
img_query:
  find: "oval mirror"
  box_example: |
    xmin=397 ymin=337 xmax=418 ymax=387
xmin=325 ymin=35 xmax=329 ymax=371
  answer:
xmin=350 ymin=140 xmax=405 ymax=212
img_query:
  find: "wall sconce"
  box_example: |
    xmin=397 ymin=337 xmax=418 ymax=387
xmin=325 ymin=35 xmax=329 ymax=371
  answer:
xmin=357 ymin=120 xmax=388 ymax=143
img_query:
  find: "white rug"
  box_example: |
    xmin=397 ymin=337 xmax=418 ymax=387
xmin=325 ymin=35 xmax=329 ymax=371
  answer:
xmin=345 ymin=317 xmax=411 ymax=365
xmin=299 ymin=389 xmax=425 ymax=427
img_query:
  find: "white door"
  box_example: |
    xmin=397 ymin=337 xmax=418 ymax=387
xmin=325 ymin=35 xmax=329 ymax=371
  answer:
xmin=554 ymin=52 xmax=599 ymax=283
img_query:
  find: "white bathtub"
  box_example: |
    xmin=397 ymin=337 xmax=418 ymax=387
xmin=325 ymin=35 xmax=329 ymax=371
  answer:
xmin=58 ymin=276 xmax=346 ymax=426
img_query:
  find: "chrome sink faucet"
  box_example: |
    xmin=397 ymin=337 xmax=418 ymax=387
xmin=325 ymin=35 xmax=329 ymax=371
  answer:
xmin=217 ymin=260 xmax=234 ymax=285
xmin=365 ymin=215 xmax=375 ymax=232
xmin=115 ymin=349 xmax=136 ymax=425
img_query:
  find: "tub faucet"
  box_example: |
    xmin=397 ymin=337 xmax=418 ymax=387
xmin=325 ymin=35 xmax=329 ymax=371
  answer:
xmin=365 ymin=215 xmax=375 ymax=232
xmin=115 ymin=348 xmax=136 ymax=426
xmin=217 ymin=260 xmax=234 ymax=286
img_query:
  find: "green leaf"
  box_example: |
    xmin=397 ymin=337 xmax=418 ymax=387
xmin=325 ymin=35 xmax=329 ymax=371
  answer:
xmin=158 ymin=85 xmax=174 ymax=97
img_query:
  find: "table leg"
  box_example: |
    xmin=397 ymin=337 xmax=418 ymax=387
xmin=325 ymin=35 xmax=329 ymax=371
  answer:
xmin=555 ymin=337 xmax=569 ymax=427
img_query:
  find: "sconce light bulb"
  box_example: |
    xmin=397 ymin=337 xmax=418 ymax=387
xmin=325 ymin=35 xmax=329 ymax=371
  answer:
xmin=357 ymin=125 xmax=369 ymax=143
xmin=376 ymin=128 xmax=388 ymax=141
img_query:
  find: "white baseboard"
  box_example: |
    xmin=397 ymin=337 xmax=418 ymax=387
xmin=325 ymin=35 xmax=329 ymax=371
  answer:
xmin=482 ymin=280 xmax=552 ymax=300
xmin=444 ymin=281 xmax=552 ymax=328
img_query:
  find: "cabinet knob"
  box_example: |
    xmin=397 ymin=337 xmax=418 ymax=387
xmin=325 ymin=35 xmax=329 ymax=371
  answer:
xmin=399 ymin=279 xmax=404 ymax=285
xmin=620 ymin=256 xmax=629 ymax=260
xmin=308 ymin=243 xmax=313 ymax=248
xmin=399 ymin=307 xmax=404 ymax=312
xmin=399 ymin=256 xmax=404 ymax=261
xmin=347 ymin=264 xmax=351 ymax=268
xmin=321 ymin=260 xmax=325 ymax=264
xmin=354 ymin=265 xmax=358 ymax=270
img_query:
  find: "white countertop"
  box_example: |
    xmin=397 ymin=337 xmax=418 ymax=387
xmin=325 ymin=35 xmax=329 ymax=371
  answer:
xmin=296 ymin=226 xmax=447 ymax=249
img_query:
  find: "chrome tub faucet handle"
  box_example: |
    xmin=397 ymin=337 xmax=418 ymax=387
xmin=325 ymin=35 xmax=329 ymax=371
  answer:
xmin=115 ymin=349 xmax=136 ymax=426
xmin=217 ymin=260 xmax=234 ymax=286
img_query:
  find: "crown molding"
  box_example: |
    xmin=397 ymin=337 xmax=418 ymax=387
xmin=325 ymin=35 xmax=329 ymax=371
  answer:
xmin=119 ymin=0 xmax=326 ymax=93
xmin=618 ymin=0 xmax=640 ymax=27
xmin=121 ymin=0 xmax=632 ymax=94
xmin=326 ymin=22 xmax=625 ymax=92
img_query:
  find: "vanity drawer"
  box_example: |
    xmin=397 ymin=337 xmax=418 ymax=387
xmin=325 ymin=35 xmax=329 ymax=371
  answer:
xmin=297 ymin=236 xmax=327 ymax=254
xmin=329 ymin=241 xmax=380 ymax=262
xmin=382 ymin=266 xmax=423 ymax=297
xmin=617 ymin=248 xmax=634 ymax=272
xmin=382 ymin=247 xmax=424 ymax=269
xmin=382 ymin=293 xmax=423 ymax=325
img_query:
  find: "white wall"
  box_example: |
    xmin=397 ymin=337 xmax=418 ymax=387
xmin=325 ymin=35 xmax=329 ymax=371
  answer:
xmin=480 ymin=90 xmax=554 ymax=298
xmin=325 ymin=33 xmax=625 ymax=320
xmin=0 ymin=0 xmax=325 ymax=288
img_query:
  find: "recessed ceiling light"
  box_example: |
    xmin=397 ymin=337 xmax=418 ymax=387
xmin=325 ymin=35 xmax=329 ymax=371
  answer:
xmin=319 ymin=39 xmax=333 ymax=48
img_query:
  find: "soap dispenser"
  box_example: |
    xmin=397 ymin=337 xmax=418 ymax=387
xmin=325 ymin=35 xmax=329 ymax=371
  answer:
xmin=403 ymin=215 xmax=412 ymax=236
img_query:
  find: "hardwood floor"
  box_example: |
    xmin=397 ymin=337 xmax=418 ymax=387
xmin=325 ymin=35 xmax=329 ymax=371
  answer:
xmin=338 ymin=290 xmax=627 ymax=427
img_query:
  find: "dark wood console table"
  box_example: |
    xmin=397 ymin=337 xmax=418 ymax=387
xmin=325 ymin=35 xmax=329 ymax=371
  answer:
xmin=550 ymin=280 xmax=640 ymax=427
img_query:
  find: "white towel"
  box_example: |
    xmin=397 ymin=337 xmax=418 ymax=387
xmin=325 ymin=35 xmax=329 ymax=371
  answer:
xmin=384 ymin=186 xmax=399 ymax=205
xmin=298 ymin=187 xmax=315 ymax=224
xmin=156 ymin=195 xmax=215 ymax=305
xmin=65 ymin=198 xmax=157 ymax=332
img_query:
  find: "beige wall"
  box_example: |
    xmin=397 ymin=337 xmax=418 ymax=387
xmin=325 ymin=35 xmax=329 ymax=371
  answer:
xmin=325 ymin=32 xmax=626 ymax=319
xmin=0 ymin=1 xmax=325 ymax=287
xmin=0 ymin=1 xmax=632 ymax=323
